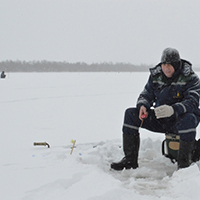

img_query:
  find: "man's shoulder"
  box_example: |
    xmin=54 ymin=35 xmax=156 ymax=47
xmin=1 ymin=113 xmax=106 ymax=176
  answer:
xmin=149 ymin=64 xmax=162 ymax=76
xmin=180 ymin=60 xmax=200 ymax=83
xmin=149 ymin=64 xmax=165 ymax=85
xmin=181 ymin=60 xmax=194 ymax=77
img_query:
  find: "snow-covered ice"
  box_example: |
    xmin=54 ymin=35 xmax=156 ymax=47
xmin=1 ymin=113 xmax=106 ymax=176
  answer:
xmin=0 ymin=72 xmax=200 ymax=200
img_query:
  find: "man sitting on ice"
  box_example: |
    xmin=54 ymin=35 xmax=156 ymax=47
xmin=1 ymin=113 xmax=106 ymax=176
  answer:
xmin=111 ymin=48 xmax=200 ymax=170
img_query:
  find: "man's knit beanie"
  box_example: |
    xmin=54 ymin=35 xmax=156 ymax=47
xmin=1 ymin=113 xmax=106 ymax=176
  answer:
xmin=161 ymin=48 xmax=181 ymax=71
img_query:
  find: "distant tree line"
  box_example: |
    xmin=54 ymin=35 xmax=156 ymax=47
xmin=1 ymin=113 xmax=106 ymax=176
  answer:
xmin=0 ymin=60 xmax=200 ymax=72
xmin=0 ymin=60 xmax=153 ymax=72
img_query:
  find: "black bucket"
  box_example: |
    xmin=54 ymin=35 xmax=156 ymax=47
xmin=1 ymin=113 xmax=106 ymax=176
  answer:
xmin=162 ymin=134 xmax=180 ymax=163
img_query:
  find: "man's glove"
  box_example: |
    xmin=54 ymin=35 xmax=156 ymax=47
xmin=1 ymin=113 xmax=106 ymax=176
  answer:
xmin=154 ymin=105 xmax=174 ymax=119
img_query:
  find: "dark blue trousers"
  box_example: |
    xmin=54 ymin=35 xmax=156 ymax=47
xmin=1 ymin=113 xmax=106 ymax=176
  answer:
xmin=122 ymin=108 xmax=199 ymax=141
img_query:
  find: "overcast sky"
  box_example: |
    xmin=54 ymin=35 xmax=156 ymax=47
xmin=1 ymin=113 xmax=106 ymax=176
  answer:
xmin=1 ymin=0 xmax=200 ymax=65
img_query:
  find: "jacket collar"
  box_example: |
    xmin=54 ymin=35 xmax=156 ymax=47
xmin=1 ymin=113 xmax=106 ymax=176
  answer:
xmin=150 ymin=59 xmax=193 ymax=77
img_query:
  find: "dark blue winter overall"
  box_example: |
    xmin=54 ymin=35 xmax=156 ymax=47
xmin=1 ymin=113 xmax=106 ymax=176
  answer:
xmin=123 ymin=60 xmax=200 ymax=142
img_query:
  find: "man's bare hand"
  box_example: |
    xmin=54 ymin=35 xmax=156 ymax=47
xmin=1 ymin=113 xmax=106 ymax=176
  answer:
xmin=139 ymin=106 xmax=148 ymax=120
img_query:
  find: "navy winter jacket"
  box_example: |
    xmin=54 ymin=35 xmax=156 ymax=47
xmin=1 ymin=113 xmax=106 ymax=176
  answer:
xmin=137 ymin=60 xmax=200 ymax=119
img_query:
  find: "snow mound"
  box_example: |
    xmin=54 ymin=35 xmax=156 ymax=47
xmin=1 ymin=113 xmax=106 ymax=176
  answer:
xmin=20 ymin=138 xmax=200 ymax=200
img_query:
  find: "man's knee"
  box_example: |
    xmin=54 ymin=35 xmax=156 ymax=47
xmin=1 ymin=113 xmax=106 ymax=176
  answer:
xmin=178 ymin=113 xmax=198 ymax=128
xmin=177 ymin=113 xmax=198 ymax=141
xmin=123 ymin=108 xmax=140 ymax=135
xmin=124 ymin=108 xmax=139 ymax=119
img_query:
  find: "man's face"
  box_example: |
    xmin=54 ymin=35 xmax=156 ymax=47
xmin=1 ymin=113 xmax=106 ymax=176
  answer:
xmin=161 ymin=63 xmax=175 ymax=78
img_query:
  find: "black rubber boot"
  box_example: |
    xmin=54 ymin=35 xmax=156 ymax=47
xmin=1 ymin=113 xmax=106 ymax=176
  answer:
xmin=111 ymin=134 xmax=140 ymax=171
xmin=192 ymin=139 xmax=200 ymax=162
xmin=177 ymin=139 xmax=195 ymax=169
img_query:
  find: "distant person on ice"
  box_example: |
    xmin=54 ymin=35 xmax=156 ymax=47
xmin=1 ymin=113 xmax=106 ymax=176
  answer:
xmin=111 ymin=47 xmax=200 ymax=170
xmin=1 ymin=71 xmax=6 ymax=78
